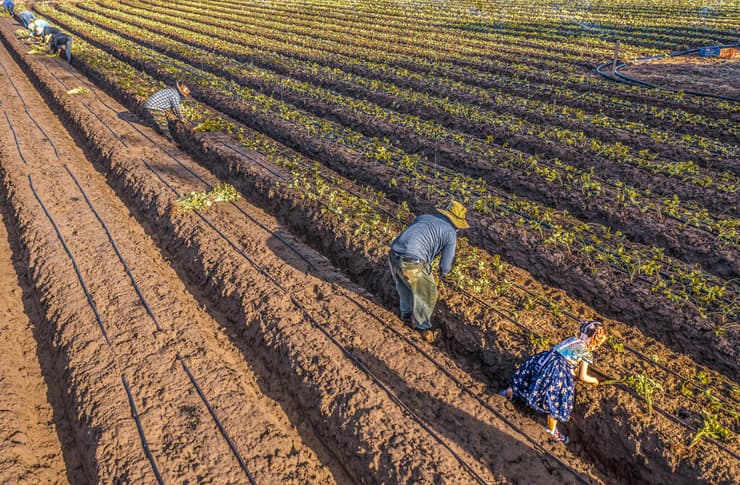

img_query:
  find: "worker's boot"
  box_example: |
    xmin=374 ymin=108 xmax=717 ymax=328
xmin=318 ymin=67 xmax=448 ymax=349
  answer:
xmin=400 ymin=313 xmax=414 ymax=328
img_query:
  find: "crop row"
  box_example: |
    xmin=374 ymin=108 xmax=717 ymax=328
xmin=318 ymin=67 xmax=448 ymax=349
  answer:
xmin=37 ymin=4 xmax=738 ymax=377
xmin=50 ymin=3 xmax=739 ymax=286
xmin=207 ymin=0 xmax=738 ymax=55
xmin=118 ymin=0 xmax=733 ymax=142
xmin=82 ymin=0 xmax=740 ymax=192
xmin=120 ymin=0 xmax=738 ymax=127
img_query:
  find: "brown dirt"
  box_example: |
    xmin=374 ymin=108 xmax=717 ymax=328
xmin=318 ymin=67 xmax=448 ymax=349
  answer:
xmin=621 ymin=53 xmax=740 ymax=99
xmin=0 ymin=10 xmax=737 ymax=485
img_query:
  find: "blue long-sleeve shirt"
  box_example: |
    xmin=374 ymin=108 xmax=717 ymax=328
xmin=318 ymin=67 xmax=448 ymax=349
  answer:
xmin=17 ymin=11 xmax=34 ymax=28
xmin=391 ymin=213 xmax=458 ymax=275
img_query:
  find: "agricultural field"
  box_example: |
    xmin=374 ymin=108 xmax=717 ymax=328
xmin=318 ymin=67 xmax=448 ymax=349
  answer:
xmin=0 ymin=0 xmax=737 ymax=483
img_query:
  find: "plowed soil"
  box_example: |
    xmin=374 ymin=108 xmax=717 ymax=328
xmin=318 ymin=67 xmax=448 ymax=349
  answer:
xmin=0 ymin=7 xmax=737 ymax=485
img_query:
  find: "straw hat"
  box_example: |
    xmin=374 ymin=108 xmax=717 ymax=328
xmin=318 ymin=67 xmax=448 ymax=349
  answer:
xmin=436 ymin=200 xmax=469 ymax=229
xmin=176 ymin=81 xmax=190 ymax=97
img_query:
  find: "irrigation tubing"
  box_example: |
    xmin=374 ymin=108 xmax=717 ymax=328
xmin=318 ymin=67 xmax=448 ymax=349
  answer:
xmin=0 ymin=57 xmax=61 ymax=159
xmin=140 ymin=158 xmax=490 ymax=485
xmin=177 ymin=354 xmax=257 ymax=485
xmin=28 ymin=175 xmax=112 ymax=345
xmin=63 ymin=164 xmax=162 ymax=331
xmin=121 ymin=374 xmax=165 ymax=485
xmin=60 ymin=161 xmax=258 ymax=480
xmin=5 ymin=79 xmax=256 ymax=479
xmin=595 ymin=42 xmax=740 ymax=102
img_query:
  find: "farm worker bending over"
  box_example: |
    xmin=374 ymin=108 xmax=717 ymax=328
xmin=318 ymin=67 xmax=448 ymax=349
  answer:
xmin=143 ymin=81 xmax=190 ymax=141
xmin=16 ymin=10 xmax=34 ymax=28
xmin=389 ymin=200 xmax=469 ymax=343
xmin=27 ymin=19 xmax=48 ymax=36
xmin=500 ymin=320 xmax=608 ymax=444
xmin=41 ymin=25 xmax=61 ymax=37
xmin=3 ymin=0 xmax=14 ymax=17
xmin=48 ymin=32 xmax=73 ymax=63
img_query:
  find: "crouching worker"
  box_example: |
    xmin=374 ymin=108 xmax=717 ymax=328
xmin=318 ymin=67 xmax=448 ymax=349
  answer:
xmin=48 ymin=32 xmax=72 ymax=63
xmin=27 ymin=19 xmax=48 ymax=36
xmin=389 ymin=200 xmax=469 ymax=343
xmin=143 ymin=81 xmax=190 ymax=141
xmin=500 ymin=320 xmax=608 ymax=444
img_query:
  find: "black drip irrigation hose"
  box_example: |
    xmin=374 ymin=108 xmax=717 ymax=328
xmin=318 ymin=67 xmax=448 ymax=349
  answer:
xmin=4 ymin=110 xmax=31 ymax=165
xmin=121 ymin=374 xmax=165 ymax=485
xmin=140 ymin=158 xmax=490 ymax=485
xmin=28 ymin=175 xmax=112 ymax=345
xmin=0 ymin=57 xmax=61 ymax=158
xmin=63 ymin=164 xmax=162 ymax=331
xmin=596 ymin=42 xmax=740 ymax=102
xmin=60 ymin=159 xmax=260 ymax=480
xmin=177 ymin=354 xmax=257 ymax=484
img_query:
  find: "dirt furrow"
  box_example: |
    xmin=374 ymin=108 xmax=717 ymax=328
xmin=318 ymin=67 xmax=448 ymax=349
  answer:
xmin=0 ymin=23 xmax=514 ymax=484
xmin=0 ymin=26 xmax=342 ymax=484
xmin=0 ymin=173 xmax=70 ymax=484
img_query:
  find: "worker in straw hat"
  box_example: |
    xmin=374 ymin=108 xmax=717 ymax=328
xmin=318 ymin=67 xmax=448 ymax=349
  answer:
xmin=142 ymin=81 xmax=190 ymax=141
xmin=389 ymin=200 xmax=470 ymax=343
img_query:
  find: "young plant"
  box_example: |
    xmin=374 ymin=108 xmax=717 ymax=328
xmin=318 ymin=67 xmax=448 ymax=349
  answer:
xmin=689 ymin=412 xmax=731 ymax=448
xmin=603 ymin=373 xmax=664 ymax=414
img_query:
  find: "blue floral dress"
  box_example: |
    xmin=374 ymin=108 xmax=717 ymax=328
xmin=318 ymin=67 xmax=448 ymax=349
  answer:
xmin=509 ymin=337 xmax=593 ymax=422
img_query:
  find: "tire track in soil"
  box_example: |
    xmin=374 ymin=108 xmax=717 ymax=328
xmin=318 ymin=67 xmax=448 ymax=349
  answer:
xmin=0 ymin=26 xmax=344 ymax=484
xmin=0 ymin=18 xmax=609 ymax=485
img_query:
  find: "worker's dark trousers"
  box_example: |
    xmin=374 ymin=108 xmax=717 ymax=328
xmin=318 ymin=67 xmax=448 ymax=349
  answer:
xmin=145 ymin=108 xmax=174 ymax=140
xmin=388 ymin=252 xmax=437 ymax=331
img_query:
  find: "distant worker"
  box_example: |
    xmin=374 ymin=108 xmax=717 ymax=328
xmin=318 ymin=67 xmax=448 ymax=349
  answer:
xmin=142 ymin=81 xmax=190 ymax=141
xmin=3 ymin=0 xmax=14 ymax=17
xmin=16 ymin=10 xmax=34 ymax=28
xmin=500 ymin=320 xmax=608 ymax=444
xmin=389 ymin=200 xmax=469 ymax=343
xmin=27 ymin=18 xmax=48 ymax=36
xmin=48 ymin=32 xmax=73 ymax=63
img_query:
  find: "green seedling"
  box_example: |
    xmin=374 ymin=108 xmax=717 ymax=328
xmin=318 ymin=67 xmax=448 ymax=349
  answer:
xmin=689 ymin=412 xmax=731 ymax=448
xmin=607 ymin=335 xmax=624 ymax=353
xmin=528 ymin=332 xmax=550 ymax=350
xmin=603 ymin=373 xmax=664 ymax=414
xmin=176 ymin=183 xmax=240 ymax=211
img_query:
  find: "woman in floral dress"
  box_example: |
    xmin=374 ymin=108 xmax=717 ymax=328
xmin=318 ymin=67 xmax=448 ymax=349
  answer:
xmin=501 ymin=320 xmax=608 ymax=444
